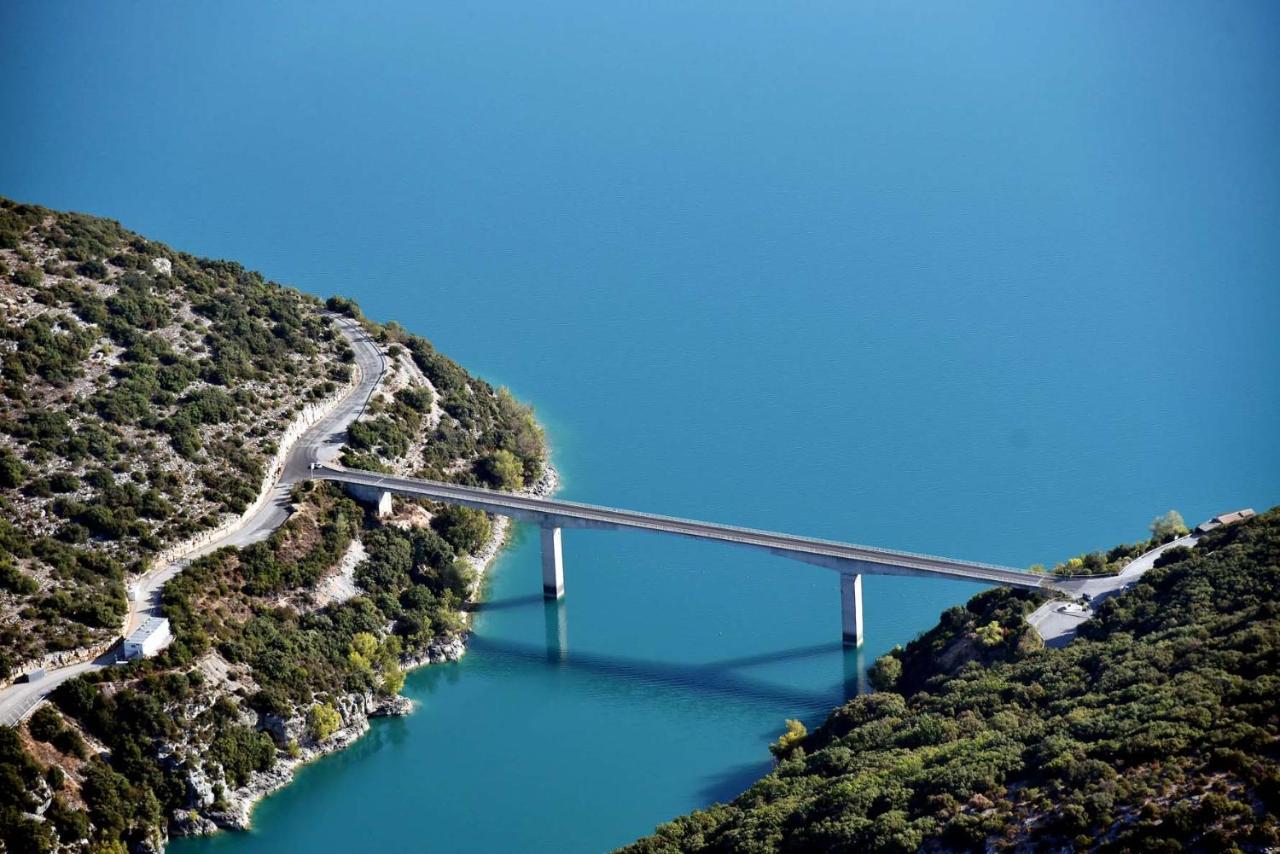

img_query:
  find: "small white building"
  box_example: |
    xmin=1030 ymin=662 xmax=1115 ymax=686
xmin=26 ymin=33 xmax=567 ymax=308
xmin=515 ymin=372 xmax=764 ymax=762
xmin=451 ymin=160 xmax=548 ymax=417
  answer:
xmin=122 ymin=617 xmax=172 ymax=660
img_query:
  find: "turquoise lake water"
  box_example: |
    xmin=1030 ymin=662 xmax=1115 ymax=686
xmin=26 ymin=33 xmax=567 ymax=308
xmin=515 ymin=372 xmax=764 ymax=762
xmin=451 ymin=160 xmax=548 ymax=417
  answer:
xmin=4 ymin=2 xmax=1279 ymax=851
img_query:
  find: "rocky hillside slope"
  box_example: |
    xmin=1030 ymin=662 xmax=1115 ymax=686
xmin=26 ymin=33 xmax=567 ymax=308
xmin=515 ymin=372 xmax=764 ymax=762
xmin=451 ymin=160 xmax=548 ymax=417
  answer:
xmin=0 ymin=198 xmax=352 ymax=674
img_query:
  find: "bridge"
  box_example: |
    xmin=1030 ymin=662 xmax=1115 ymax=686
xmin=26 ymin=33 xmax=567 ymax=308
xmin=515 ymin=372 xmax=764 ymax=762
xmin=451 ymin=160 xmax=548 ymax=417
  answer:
xmin=316 ymin=464 xmax=1068 ymax=646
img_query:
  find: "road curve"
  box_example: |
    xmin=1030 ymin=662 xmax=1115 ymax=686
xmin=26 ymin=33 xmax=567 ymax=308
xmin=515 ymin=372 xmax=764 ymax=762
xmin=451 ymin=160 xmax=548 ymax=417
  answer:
xmin=316 ymin=465 xmax=1063 ymax=591
xmin=0 ymin=314 xmax=386 ymax=726
xmin=1027 ymin=533 xmax=1198 ymax=647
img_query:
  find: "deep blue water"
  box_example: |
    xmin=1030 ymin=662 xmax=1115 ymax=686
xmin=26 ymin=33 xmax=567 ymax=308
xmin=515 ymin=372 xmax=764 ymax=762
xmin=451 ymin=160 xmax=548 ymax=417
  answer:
xmin=4 ymin=2 xmax=1279 ymax=851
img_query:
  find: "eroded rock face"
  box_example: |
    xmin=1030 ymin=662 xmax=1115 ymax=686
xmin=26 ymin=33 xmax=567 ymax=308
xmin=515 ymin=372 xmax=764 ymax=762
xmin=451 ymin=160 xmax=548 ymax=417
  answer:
xmin=371 ymin=694 xmax=413 ymax=717
xmin=186 ymin=766 xmax=216 ymax=809
xmin=171 ymin=687 xmax=417 ymax=834
xmin=261 ymin=712 xmax=306 ymax=747
xmin=171 ymin=810 xmax=218 ymax=837
xmin=402 ymin=634 xmax=468 ymax=670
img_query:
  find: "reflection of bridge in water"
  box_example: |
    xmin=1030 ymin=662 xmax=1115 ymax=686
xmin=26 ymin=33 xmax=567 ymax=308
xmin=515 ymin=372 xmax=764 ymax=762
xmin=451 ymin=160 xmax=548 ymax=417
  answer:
xmin=318 ymin=464 xmax=1070 ymax=647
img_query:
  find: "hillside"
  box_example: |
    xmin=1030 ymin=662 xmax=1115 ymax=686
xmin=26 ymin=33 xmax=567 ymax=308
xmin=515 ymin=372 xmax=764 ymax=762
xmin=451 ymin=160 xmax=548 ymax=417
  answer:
xmin=0 ymin=199 xmax=354 ymax=674
xmin=625 ymin=510 xmax=1280 ymax=852
xmin=0 ymin=199 xmax=549 ymax=852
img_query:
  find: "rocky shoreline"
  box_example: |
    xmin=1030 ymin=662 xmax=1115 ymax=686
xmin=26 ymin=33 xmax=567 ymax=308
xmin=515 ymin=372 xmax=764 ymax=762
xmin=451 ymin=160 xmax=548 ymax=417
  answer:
xmin=176 ymin=461 xmax=561 ymax=841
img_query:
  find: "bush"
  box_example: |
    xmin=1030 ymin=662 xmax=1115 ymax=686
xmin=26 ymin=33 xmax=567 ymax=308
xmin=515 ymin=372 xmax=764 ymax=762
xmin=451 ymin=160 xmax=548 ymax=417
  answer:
xmin=476 ymin=449 xmax=524 ymax=490
xmin=307 ymin=703 xmax=341 ymax=741
xmin=1154 ymin=545 xmax=1193 ymax=568
xmin=76 ymin=258 xmax=109 ymax=279
xmin=1150 ymin=509 xmax=1188 ymax=542
xmin=431 ymin=505 xmax=491 ymax=554
xmin=209 ymin=724 xmax=275 ymax=788
xmin=13 ymin=266 xmax=42 ymax=287
xmin=869 ymin=652 xmax=903 ymax=692
xmin=769 ymin=719 xmax=807 ymax=760
xmin=28 ymin=704 xmax=65 ymax=742
xmin=0 ymin=448 xmax=26 ymax=488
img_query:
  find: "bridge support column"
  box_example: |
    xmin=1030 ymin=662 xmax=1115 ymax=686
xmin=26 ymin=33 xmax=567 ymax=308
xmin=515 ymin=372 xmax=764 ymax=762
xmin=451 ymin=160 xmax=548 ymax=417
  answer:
xmin=841 ymin=572 xmax=863 ymax=647
xmin=541 ymin=526 xmax=564 ymax=599
xmin=343 ymin=483 xmax=393 ymax=519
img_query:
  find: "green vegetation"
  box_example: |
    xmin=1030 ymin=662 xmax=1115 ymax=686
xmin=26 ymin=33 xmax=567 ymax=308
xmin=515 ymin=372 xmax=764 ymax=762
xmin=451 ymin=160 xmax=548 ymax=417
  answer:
xmin=477 ymin=448 xmax=525 ymax=490
xmin=307 ymin=703 xmax=342 ymax=741
xmin=431 ymin=504 xmax=492 ymax=555
xmin=626 ymin=509 xmax=1280 ymax=852
xmin=0 ymin=199 xmax=546 ymax=850
xmin=769 ymin=719 xmax=808 ymax=761
xmin=0 ymin=196 xmax=349 ymax=668
xmin=1151 ymin=508 xmax=1190 ymax=542
xmin=1034 ymin=512 xmax=1191 ymax=578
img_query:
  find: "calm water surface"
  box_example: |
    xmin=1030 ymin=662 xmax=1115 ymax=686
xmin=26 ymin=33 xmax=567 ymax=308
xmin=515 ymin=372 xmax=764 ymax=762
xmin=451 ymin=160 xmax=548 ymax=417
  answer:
xmin=3 ymin=2 xmax=1279 ymax=851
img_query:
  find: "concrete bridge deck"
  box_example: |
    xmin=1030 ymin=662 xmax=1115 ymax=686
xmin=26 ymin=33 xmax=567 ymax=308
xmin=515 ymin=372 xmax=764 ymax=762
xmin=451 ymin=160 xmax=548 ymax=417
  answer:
xmin=316 ymin=465 xmax=1068 ymax=646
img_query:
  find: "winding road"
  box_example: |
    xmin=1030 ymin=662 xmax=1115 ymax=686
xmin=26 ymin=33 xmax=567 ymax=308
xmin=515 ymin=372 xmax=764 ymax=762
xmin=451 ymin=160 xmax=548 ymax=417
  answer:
xmin=1027 ymin=533 xmax=1199 ymax=647
xmin=0 ymin=314 xmax=386 ymax=726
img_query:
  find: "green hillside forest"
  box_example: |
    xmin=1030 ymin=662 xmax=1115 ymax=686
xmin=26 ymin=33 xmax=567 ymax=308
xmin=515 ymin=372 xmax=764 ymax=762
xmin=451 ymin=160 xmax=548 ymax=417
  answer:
xmin=627 ymin=509 xmax=1280 ymax=852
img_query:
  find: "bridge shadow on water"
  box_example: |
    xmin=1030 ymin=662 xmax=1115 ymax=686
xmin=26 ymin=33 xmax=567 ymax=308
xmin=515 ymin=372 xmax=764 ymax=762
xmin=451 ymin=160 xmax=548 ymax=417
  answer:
xmin=466 ymin=633 xmax=843 ymax=714
xmin=464 ymin=595 xmax=870 ymax=711
xmin=463 ymin=592 xmax=868 ymax=712
xmin=469 ymin=593 xmax=547 ymax=613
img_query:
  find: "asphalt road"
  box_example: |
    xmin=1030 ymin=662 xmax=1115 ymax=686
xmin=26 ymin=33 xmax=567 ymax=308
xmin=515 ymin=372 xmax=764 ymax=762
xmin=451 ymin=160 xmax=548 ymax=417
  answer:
xmin=0 ymin=314 xmax=385 ymax=727
xmin=1027 ymin=534 xmax=1199 ymax=648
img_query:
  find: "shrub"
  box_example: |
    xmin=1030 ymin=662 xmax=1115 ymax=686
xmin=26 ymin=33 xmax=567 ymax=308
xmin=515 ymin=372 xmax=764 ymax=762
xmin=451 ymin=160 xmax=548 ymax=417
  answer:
xmin=769 ymin=719 xmax=807 ymax=760
xmin=13 ymin=266 xmax=43 ymax=287
xmin=307 ymin=703 xmax=341 ymax=741
xmin=431 ymin=505 xmax=491 ymax=554
xmin=28 ymin=704 xmax=66 ymax=742
xmin=0 ymin=448 xmax=26 ymax=488
xmin=1150 ymin=509 xmax=1188 ymax=542
xmin=869 ymin=652 xmax=903 ymax=692
xmin=476 ymin=449 xmax=524 ymax=490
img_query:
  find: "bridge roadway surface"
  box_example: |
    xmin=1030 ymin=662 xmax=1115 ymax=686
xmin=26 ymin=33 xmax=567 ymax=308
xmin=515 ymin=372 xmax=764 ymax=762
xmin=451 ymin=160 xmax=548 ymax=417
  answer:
xmin=316 ymin=466 xmax=1068 ymax=592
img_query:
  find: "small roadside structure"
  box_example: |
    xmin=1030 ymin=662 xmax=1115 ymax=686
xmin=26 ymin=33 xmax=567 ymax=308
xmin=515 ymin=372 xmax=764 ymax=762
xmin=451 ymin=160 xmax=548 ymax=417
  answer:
xmin=1195 ymin=508 xmax=1256 ymax=535
xmin=123 ymin=617 xmax=172 ymax=660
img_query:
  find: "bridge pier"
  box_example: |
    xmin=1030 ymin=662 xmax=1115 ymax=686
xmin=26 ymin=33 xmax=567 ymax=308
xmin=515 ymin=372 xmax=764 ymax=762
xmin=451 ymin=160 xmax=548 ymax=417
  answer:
xmin=343 ymin=483 xmax=393 ymax=518
xmin=841 ymin=572 xmax=864 ymax=647
xmin=541 ymin=526 xmax=564 ymax=599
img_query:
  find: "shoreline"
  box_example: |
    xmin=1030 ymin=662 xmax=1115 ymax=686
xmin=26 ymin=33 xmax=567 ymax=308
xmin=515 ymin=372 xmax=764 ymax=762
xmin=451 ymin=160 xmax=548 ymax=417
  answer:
xmin=193 ymin=460 xmax=562 ymax=839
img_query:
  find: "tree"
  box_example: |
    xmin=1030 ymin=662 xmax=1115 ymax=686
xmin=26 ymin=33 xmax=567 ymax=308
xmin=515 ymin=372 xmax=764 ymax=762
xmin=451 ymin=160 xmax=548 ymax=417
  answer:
xmin=1150 ymin=510 xmax=1188 ymax=542
xmin=0 ymin=448 xmax=26 ymax=489
xmin=348 ymin=632 xmax=378 ymax=672
xmin=28 ymin=704 xmax=66 ymax=742
xmin=380 ymin=662 xmax=405 ymax=696
xmin=975 ymin=620 xmax=1005 ymax=647
xmin=431 ymin=505 xmax=491 ymax=554
xmin=869 ymin=653 xmax=903 ymax=692
xmin=769 ymin=719 xmax=807 ymax=761
xmin=307 ymin=703 xmax=341 ymax=741
xmin=477 ymin=449 xmax=524 ymax=490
